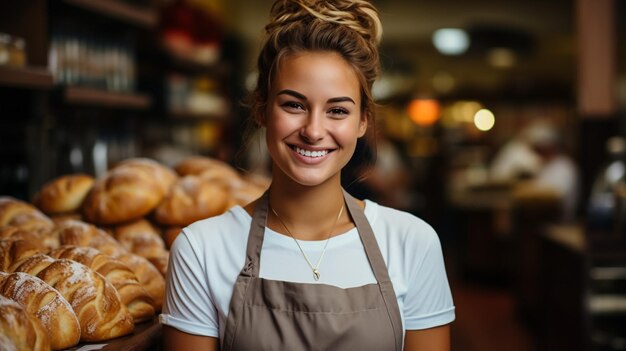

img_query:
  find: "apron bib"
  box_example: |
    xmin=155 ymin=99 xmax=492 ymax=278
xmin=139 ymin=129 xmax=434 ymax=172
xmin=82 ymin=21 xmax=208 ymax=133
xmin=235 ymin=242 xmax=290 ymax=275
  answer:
xmin=221 ymin=189 xmax=403 ymax=351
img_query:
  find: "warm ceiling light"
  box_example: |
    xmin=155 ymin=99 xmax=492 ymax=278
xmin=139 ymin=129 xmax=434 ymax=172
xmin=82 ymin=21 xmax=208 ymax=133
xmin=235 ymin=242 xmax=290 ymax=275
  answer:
xmin=487 ymin=47 xmax=517 ymax=68
xmin=474 ymin=108 xmax=495 ymax=131
xmin=408 ymin=98 xmax=440 ymax=126
xmin=432 ymin=28 xmax=470 ymax=55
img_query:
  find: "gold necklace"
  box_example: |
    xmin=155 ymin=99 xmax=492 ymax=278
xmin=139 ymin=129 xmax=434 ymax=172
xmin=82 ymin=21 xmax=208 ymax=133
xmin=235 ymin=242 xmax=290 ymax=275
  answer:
xmin=270 ymin=203 xmax=344 ymax=281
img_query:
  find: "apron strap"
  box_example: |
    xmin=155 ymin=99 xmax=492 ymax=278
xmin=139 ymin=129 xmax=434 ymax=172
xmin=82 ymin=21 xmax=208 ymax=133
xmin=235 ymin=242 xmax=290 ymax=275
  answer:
xmin=343 ymin=189 xmax=404 ymax=351
xmin=240 ymin=190 xmax=270 ymax=277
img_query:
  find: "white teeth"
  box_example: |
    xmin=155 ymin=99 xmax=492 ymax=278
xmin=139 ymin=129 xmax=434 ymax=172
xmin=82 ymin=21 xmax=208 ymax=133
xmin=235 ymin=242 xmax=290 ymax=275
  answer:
xmin=294 ymin=146 xmax=328 ymax=158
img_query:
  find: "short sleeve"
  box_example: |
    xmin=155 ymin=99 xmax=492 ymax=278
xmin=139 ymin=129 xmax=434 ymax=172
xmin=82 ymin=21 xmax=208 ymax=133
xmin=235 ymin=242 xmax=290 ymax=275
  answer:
xmin=159 ymin=231 xmax=220 ymax=337
xmin=403 ymin=229 xmax=455 ymax=330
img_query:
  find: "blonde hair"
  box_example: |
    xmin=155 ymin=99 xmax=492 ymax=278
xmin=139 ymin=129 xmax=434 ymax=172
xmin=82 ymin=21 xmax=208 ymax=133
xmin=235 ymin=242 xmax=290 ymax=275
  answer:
xmin=248 ymin=0 xmax=383 ymax=126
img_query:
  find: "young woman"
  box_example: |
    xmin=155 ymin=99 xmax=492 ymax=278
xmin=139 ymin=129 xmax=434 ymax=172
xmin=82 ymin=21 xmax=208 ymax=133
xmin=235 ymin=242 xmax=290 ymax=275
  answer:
xmin=160 ymin=1 xmax=455 ymax=350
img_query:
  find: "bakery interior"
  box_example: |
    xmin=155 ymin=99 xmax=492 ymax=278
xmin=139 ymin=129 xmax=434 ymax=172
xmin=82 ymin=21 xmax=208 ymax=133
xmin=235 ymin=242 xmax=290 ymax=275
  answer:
xmin=0 ymin=0 xmax=625 ymax=350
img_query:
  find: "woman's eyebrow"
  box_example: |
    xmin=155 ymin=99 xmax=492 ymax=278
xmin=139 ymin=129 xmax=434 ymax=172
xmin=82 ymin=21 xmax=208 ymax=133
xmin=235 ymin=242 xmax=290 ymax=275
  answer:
xmin=277 ymin=89 xmax=307 ymax=100
xmin=277 ymin=90 xmax=355 ymax=105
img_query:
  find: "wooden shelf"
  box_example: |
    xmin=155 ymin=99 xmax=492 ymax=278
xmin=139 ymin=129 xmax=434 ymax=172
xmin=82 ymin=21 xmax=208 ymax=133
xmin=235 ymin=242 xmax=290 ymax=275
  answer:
xmin=162 ymin=47 xmax=226 ymax=76
xmin=64 ymin=0 xmax=158 ymax=28
xmin=0 ymin=66 xmax=54 ymax=90
xmin=169 ymin=109 xmax=228 ymax=121
xmin=62 ymin=86 xmax=152 ymax=109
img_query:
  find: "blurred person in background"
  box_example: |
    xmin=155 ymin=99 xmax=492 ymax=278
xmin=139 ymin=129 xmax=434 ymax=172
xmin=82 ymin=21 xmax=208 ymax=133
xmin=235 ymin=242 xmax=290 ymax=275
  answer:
xmin=516 ymin=120 xmax=580 ymax=222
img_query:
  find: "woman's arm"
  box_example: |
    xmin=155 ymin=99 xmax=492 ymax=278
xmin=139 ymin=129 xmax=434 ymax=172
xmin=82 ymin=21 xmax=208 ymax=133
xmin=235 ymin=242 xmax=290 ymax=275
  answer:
xmin=403 ymin=325 xmax=450 ymax=351
xmin=163 ymin=325 xmax=219 ymax=351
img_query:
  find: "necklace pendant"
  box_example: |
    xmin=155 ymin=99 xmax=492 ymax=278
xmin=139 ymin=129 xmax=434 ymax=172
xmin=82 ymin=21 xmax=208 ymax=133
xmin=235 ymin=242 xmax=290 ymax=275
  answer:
xmin=313 ymin=269 xmax=320 ymax=281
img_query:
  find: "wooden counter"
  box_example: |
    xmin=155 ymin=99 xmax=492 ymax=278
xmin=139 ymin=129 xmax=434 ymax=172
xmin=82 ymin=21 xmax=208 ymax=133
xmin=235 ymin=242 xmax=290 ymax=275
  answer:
xmin=66 ymin=320 xmax=161 ymax=351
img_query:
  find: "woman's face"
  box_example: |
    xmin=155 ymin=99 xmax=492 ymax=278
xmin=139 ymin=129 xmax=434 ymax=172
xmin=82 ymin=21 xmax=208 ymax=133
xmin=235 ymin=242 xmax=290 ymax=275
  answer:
xmin=264 ymin=51 xmax=367 ymax=187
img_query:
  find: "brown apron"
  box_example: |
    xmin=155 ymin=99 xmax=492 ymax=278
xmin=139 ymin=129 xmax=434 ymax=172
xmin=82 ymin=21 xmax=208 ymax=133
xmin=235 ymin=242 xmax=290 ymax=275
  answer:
xmin=221 ymin=189 xmax=404 ymax=351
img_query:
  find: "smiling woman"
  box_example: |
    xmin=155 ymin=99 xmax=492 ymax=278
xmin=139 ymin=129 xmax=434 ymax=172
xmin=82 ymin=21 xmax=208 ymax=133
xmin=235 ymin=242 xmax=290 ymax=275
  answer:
xmin=160 ymin=1 xmax=455 ymax=350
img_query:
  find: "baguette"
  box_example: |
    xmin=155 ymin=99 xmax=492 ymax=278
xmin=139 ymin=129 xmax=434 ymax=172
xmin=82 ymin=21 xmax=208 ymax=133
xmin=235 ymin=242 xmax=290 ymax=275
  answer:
xmin=33 ymin=174 xmax=94 ymax=215
xmin=0 ymin=271 xmax=80 ymax=350
xmin=12 ymin=254 xmax=134 ymax=342
xmin=49 ymin=245 xmax=155 ymax=323
xmin=0 ymin=294 xmax=51 ymax=351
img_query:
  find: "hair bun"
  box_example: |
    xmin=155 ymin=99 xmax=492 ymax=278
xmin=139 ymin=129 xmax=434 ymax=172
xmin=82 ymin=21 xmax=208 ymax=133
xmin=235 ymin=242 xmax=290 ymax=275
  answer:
xmin=268 ymin=0 xmax=382 ymax=46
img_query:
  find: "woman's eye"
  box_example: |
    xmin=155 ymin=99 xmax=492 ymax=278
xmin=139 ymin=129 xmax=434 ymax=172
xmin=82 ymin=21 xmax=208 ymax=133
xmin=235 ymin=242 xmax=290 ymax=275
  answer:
xmin=282 ymin=101 xmax=304 ymax=111
xmin=329 ymin=108 xmax=349 ymax=116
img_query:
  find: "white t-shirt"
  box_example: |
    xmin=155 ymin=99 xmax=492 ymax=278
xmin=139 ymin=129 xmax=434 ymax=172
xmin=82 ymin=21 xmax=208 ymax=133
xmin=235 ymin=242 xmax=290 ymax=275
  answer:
xmin=160 ymin=200 xmax=455 ymax=340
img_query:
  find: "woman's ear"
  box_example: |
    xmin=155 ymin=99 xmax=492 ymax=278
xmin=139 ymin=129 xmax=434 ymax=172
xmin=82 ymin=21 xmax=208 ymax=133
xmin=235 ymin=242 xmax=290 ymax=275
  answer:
xmin=254 ymin=109 xmax=267 ymax=127
xmin=358 ymin=112 xmax=369 ymax=138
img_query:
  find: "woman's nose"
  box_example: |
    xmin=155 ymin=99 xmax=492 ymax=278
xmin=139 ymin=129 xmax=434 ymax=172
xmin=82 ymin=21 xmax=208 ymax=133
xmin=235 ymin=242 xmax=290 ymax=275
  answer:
xmin=300 ymin=111 xmax=325 ymax=142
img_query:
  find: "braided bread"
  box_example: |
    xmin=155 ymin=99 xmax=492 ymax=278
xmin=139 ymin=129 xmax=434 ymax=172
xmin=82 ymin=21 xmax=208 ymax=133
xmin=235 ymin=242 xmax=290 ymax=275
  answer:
xmin=0 ymin=238 xmax=45 ymax=272
xmin=12 ymin=254 xmax=134 ymax=342
xmin=55 ymin=220 xmax=165 ymax=311
xmin=174 ymin=156 xmax=236 ymax=177
xmin=49 ymin=246 xmax=155 ymax=323
xmin=54 ymin=220 xmax=126 ymax=258
xmin=0 ymin=294 xmax=51 ymax=351
xmin=0 ymin=197 xmax=55 ymax=233
xmin=0 ymin=271 xmax=80 ymax=350
xmin=112 ymin=219 xmax=169 ymax=276
xmin=33 ymin=174 xmax=94 ymax=215
xmin=113 ymin=158 xmax=178 ymax=194
xmin=0 ymin=226 xmax=59 ymax=251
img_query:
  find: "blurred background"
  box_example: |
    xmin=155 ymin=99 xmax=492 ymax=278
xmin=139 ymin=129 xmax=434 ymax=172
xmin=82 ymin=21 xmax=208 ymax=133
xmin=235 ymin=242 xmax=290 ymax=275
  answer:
xmin=1 ymin=0 xmax=625 ymax=350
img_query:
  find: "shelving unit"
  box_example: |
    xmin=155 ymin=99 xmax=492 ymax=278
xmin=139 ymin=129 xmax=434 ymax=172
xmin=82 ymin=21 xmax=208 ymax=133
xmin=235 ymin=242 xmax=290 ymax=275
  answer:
xmin=0 ymin=0 xmax=240 ymax=202
xmin=63 ymin=0 xmax=158 ymax=28
xmin=62 ymin=86 xmax=152 ymax=109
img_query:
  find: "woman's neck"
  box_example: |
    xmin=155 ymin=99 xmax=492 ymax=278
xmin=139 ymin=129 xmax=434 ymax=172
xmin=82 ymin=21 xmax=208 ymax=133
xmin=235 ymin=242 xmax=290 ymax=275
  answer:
xmin=267 ymin=172 xmax=346 ymax=241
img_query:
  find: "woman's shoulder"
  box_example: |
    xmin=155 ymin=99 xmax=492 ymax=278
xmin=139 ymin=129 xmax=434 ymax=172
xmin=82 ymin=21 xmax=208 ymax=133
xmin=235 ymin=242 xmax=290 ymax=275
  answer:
xmin=365 ymin=200 xmax=438 ymax=243
xmin=181 ymin=205 xmax=252 ymax=247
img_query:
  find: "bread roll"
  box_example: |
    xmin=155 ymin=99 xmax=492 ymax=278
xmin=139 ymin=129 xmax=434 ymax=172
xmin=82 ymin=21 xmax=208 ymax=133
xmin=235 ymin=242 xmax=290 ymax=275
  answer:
xmin=0 ymin=271 xmax=80 ymax=350
xmin=115 ymin=252 xmax=165 ymax=311
xmin=0 ymin=238 xmax=45 ymax=272
xmin=12 ymin=254 xmax=134 ymax=342
xmin=154 ymin=175 xmax=229 ymax=226
xmin=0 ymin=294 xmax=51 ymax=351
xmin=48 ymin=246 xmax=155 ymax=323
xmin=33 ymin=174 xmax=94 ymax=215
xmin=112 ymin=219 xmax=169 ymax=276
xmin=0 ymin=226 xmax=59 ymax=251
xmin=0 ymin=197 xmax=55 ymax=233
xmin=54 ymin=220 xmax=126 ymax=258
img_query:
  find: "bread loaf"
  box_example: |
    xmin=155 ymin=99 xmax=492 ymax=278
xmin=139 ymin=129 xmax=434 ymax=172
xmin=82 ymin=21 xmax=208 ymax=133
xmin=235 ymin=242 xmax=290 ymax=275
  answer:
xmin=33 ymin=174 xmax=94 ymax=215
xmin=113 ymin=158 xmax=178 ymax=195
xmin=0 ymin=271 xmax=80 ymax=350
xmin=12 ymin=254 xmax=134 ymax=342
xmin=82 ymin=167 xmax=165 ymax=225
xmin=0 ymin=238 xmax=45 ymax=272
xmin=112 ymin=219 xmax=169 ymax=276
xmin=55 ymin=220 xmax=165 ymax=311
xmin=54 ymin=220 xmax=126 ymax=258
xmin=115 ymin=252 xmax=165 ymax=311
xmin=0 ymin=197 xmax=55 ymax=233
xmin=174 ymin=156 xmax=236 ymax=177
xmin=49 ymin=246 xmax=155 ymax=323
xmin=0 ymin=226 xmax=59 ymax=251
xmin=154 ymin=175 xmax=229 ymax=226
xmin=0 ymin=294 xmax=51 ymax=351
xmin=162 ymin=226 xmax=183 ymax=249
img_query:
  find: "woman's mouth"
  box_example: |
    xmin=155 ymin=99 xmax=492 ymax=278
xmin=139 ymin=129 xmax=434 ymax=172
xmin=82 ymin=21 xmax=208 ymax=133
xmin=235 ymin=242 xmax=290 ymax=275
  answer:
xmin=289 ymin=145 xmax=333 ymax=159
